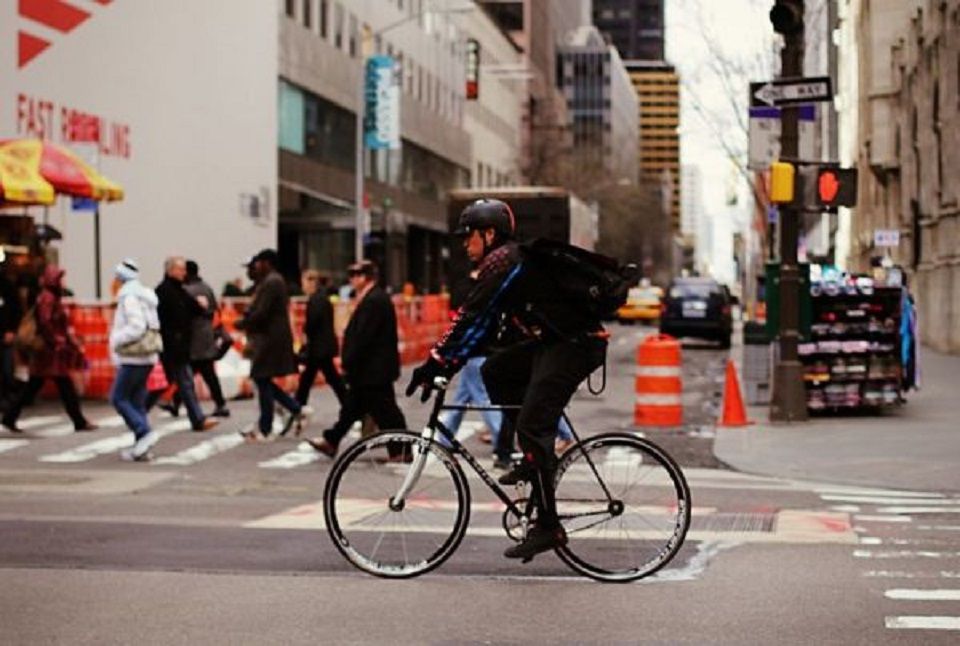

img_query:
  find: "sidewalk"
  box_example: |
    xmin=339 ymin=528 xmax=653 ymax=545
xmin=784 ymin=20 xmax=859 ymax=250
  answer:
xmin=715 ymin=346 xmax=960 ymax=492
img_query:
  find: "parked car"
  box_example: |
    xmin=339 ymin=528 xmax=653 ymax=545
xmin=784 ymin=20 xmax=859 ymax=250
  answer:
xmin=617 ymin=282 xmax=663 ymax=324
xmin=659 ymin=277 xmax=735 ymax=348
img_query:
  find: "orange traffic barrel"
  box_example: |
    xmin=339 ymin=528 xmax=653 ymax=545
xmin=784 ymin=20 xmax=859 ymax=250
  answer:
xmin=634 ymin=333 xmax=683 ymax=427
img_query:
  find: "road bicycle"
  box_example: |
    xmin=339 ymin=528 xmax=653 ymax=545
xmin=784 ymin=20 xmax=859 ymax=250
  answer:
xmin=323 ymin=378 xmax=691 ymax=582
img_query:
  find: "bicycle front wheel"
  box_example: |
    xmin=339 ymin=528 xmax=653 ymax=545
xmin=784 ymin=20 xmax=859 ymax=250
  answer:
xmin=554 ymin=433 xmax=691 ymax=583
xmin=323 ymin=431 xmax=471 ymax=579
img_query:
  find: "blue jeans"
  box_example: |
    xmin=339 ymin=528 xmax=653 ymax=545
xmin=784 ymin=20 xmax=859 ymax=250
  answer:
xmin=111 ymin=364 xmax=152 ymax=440
xmin=168 ymin=362 xmax=205 ymax=429
xmin=254 ymin=377 xmax=301 ymax=435
xmin=438 ymin=357 xmax=502 ymax=447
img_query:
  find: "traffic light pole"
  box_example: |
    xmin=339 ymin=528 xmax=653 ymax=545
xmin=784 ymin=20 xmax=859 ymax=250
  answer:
xmin=770 ymin=1 xmax=809 ymax=422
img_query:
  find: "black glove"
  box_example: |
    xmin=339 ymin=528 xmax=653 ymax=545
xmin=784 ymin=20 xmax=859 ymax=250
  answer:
xmin=405 ymin=357 xmax=446 ymax=403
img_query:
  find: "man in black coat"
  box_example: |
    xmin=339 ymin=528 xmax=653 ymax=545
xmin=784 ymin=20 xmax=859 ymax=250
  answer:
xmin=308 ymin=260 xmax=407 ymax=459
xmin=295 ymin=269 xmax=346 ymax=407
xmin=235 ymin=249 xmax=306 ymax=441
xmin=147 ymin=256 xmax=216 ymax=431
xmin=0 ymin=261 xmax=23 ymax=411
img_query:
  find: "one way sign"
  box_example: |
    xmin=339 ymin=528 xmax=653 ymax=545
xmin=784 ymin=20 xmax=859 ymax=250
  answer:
xmin=750 ymin=76 xmax=833 ymax=107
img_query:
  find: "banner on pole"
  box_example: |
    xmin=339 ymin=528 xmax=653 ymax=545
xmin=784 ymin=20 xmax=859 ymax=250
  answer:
xmin=364 ymin=56 xmax=401 ymax=150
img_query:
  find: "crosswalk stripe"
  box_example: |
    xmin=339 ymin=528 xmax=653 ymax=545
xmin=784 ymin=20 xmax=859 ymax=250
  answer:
xmin=812 ymin=486 xmax=943 ymax=499
xmin=0 ymin=439 xmax=29 ymax=454
xmin=885 ymin=616 xmax=960 ymax=630
xmin=259 ymin=442 xmax=323 ymax=469
xmin=878 ymin=507 xmax=960 ymax=515
xmin=854 ymin=515 xmax=912 ymax=523
xmin=152 ymin=433 xmax=246 ymax=466
xmin=885 ymin=589 xmax=960 ymax=601
xmin=17 ymin=415 xmax=65 ymax=430
xmin=864 ymin=571 xmax=960 ymax=579
xmin=820 ymin=494 xmax=958 ymax=505
xmin=854 ymin=550 xmax=960 ymax=559
xmin=38 ymin=420 xmax=192 ymax=463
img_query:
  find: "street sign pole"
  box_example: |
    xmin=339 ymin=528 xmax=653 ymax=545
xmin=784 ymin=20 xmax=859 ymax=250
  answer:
xmin=770 ymin=1 xmax=809 ymax=422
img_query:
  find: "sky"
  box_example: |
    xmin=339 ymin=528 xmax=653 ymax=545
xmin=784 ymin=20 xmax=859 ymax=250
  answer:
xmin=665 ymin=0 xmax=778 ymax=284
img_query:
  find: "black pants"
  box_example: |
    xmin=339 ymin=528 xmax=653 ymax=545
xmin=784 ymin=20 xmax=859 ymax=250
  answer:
xmin=324 ymin=382 xmax=407 ymax=455
xmin=482 ymin=337 xmax=606 ymax=528
xmin=296 ymin=355 xmax=347 ymax=406
xmin=3 ymin=375 xmax=87 ymax=429
xmin=171 ymin=359 xmax=226 ymax=409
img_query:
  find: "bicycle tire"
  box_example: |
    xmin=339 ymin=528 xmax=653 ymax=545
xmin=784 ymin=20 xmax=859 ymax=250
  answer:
xmin=323 ymin=430 xmax=471 ymax=579
xmin=554 ymin=432 xmax=691 ymax=583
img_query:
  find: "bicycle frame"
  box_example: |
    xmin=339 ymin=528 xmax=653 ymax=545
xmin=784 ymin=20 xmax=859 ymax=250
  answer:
xmin=389 ymin=379 xmax=618 ymax=523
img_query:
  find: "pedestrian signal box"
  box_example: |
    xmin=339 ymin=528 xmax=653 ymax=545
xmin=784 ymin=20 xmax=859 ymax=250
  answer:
xmin=769 ymin=161 xmax=795 ymax=204
xmin=817 ymin=167 xmax=857 ymax=208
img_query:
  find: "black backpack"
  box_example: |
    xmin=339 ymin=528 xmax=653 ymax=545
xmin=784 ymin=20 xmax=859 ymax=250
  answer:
xmin=520 ymin=238 xmax=638 ymax=318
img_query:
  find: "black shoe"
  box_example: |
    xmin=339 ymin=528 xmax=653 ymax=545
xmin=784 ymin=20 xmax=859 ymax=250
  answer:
xmin=212 ymin=407 xmax=231 ymax=418
xmin=159 ymin=403 xmax=180 ymax=418
xmin=497 ymin=462 xmax=535 ymax=485
xmin=2 ymin=419 xmax=22 ymax=433
xmin=503 ymin=525 xmax=567 ymax=562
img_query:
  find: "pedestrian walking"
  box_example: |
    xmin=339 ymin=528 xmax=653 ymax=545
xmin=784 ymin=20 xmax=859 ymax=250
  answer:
xmin=235 ymin=249 xmax=307 ymax=441
xmin=167 ymin=260 xmax=230 ymax=418
xmin=295 ymin=269 xmax=346 ymax=407
xmin=0 ymin=255 xmax=23 ymax=413
xmin=1 ymin=265 xmax=96 ymax=433
xmin=146 ymin=256 xmax=217 ymax=431
xmin=108 ymin=259 xmax=162 ymax=461
xmin=307 ymin=260 xmax=408 ymax=460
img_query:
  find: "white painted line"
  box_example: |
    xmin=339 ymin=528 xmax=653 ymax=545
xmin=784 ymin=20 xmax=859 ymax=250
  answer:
xmin=30 ymin=423 xmax=76 ymax=438
xmin=918 ymin=525 xmax=960 ymax=532
xmin=855 ymin=515 xmax=912 ymax=523
xmin=820 ymin=495 xmax=958 ymax=505
xmin=830 ymin=505 xmax=861 ymax=513
xmin=39 ymin=420 xmax=191 ymax=463
xmin=859 ymin=537 xmax=882 ymax=545
xmin=259 ymin=442 xmax=324 ymax=469
xmin=854 ymin=550 xmax=960 ymax=559
xmin=16 ymin=415 xmax=65 ymax=430
xmin=0 ymin=439 xmax=29 ymax=454
xmin=865 ymin=571 xmax=960 ymax=580
xmin=94 ymin=415 xmax=127 ymax=428
xmin=879 ymin=507 xmax=960 ymax=515
xmin=885 ymin=616 xmax=960 ymax=631
xmin=885 ymin=589 xmax=960 ymax=601
xmin=812 ymin=486 xmax=943 ymax=499
xmin=153 ymin=433 xmax=246 ymax=466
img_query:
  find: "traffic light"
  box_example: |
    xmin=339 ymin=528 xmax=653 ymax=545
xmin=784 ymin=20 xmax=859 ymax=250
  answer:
xmin=816 ymin=166 xmax=857 ymax=208
xmin=769 ymin=0 xmax=803 ymax=35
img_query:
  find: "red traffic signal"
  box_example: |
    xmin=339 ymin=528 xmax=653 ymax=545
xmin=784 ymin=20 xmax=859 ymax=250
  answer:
xmin=770 ymin=0 xmax=803 ymax=35
xmin=816 ymin=167 xmax=857 ymax=208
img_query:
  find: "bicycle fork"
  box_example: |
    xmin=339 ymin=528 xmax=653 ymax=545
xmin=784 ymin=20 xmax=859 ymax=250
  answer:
xmin=388 ymin=426 xmax=436 ymax=511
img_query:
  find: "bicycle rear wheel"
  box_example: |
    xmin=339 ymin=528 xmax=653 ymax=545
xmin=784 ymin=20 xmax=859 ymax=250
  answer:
xmin=323 ymin=431 xmax=470 ymax=579
xmin=554 ymin=433 xmax=691 ymax=582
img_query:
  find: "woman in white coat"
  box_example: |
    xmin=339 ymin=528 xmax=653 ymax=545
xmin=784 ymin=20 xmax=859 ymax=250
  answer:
xmin=109 ymin=259 xmax=162 ymax=461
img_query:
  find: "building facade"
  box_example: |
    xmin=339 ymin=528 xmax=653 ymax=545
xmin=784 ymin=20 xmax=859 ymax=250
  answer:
xmin=556 ymin=26 xmax=639 ymax=182
xmin=593 ymin=0 xmax=665 ymax=61
xmin=0 ymin=1 xmax=277 ymax=298
xmin=278 ymin=0 xmax=478 ymax=292
xmin=840 ymin=0 xmax=960 ymax=352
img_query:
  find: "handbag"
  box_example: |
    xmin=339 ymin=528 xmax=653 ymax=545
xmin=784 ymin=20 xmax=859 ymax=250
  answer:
xmin=116 ymin=328 xmax=163 ymax=357
xmin=15 ymin=306 xmax=44 ymax=354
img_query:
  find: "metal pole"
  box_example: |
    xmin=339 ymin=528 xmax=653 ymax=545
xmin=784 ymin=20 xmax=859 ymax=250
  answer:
xmin=354 ymin=59 xmax=365 ymax=264
xmin=770 ymin=1 xmax=808 ymax=422
xmin=94 ymin=206 xmax=102 ymax=300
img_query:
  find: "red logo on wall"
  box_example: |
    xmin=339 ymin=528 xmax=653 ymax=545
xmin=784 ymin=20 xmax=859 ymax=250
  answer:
xmin=17 ymin=0 xmax=113 ymax=69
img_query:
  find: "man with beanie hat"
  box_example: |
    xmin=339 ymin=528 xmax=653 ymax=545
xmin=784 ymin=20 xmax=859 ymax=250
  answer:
xmin=109 ymin=259 xmax=162 ymax=461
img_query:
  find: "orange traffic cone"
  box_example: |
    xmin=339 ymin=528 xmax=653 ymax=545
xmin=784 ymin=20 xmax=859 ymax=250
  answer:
xmin=718 ymin=359 xmax=752 ymax=427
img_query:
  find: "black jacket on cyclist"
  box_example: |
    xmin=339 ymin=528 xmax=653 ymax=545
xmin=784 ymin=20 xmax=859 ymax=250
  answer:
xmin=431 ymin=242 xmax=601 ymax=370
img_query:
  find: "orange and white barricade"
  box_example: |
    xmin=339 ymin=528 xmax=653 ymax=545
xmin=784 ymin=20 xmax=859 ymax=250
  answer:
xmin=634 ymin=333 xmax=683 ymax=427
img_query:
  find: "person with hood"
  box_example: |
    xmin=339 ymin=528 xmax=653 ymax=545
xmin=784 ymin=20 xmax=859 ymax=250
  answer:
xmin=108 ymin=259 xmax=162 ymax=461
xmin=1 ymin=265 xmax=96 ymax=433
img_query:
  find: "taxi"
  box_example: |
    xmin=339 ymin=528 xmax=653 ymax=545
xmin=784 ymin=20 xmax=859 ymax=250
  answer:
xmin=617 ymin=281 xmax=663 ymax=323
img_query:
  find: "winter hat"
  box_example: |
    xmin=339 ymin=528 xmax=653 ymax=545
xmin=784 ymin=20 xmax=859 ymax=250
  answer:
xmin=114 ymin=258 xmax=139 ymax=283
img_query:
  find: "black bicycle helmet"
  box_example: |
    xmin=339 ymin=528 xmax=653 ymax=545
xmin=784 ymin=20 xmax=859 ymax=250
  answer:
xmin=455 ymin=198 xmax=516 ymax=239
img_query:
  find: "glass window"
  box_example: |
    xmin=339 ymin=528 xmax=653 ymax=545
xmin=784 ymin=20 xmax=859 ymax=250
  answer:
xmin=303 ymin=0 xmax=312 ymax=28
xmin=320 ymin=0 xmax=328 ymax=38
xmin=285 ymin=0 xmax=295 ymax=18
xmin=299 ymin=84 xmax=356 ymax=170
xmin=334 ymin=2 xmax=344 ymax=49
xmin=349 ymin=14 xmax=358 ymax=57
xmin=278 ymin=80 xmax=305 ymax=154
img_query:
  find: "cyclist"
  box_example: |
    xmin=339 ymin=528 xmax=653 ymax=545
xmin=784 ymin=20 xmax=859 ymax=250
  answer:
xmin=406 ymin=198 xmax=607 ymax=561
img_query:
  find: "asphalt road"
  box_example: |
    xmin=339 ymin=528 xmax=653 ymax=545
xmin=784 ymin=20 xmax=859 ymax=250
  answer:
xmin=1 ymin=324 xmax=958 ymax=644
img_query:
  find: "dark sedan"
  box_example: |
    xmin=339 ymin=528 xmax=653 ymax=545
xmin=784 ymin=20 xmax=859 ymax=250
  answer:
xmin=659 ymin=278 xmax=734 ymax=348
